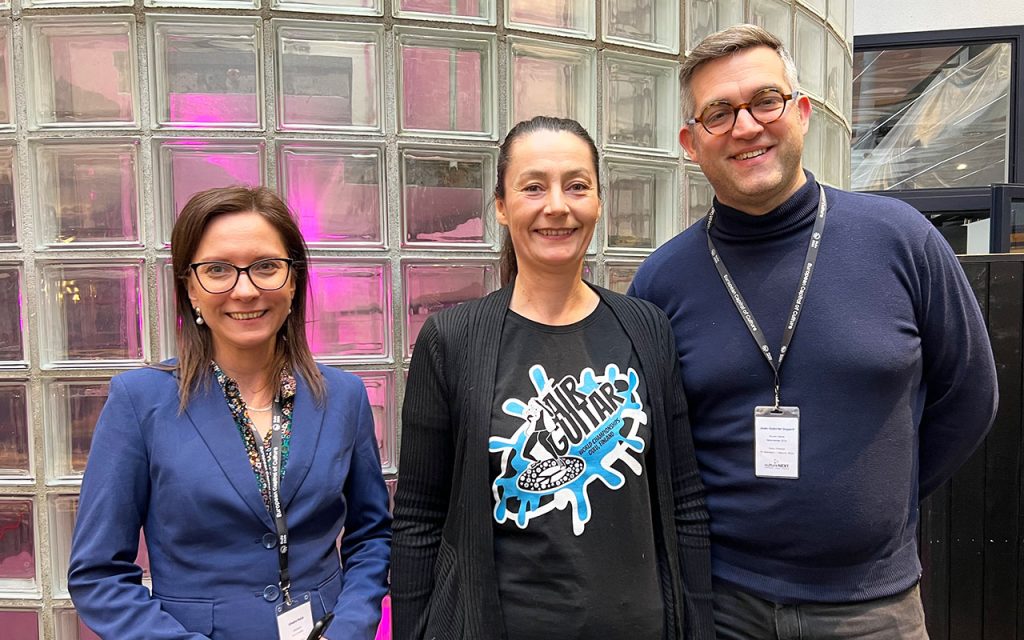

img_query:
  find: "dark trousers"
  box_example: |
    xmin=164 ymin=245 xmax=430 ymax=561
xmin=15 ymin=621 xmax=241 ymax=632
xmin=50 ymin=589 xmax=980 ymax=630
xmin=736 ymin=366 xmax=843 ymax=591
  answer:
xmin=713 ymin=580 xmax=930 ymax=640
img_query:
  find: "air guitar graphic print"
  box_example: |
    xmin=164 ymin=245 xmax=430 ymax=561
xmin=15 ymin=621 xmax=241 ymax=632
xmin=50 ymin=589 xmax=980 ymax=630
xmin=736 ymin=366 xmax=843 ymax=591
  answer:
xmin=489 ymin=363 xmax=648 ymax=535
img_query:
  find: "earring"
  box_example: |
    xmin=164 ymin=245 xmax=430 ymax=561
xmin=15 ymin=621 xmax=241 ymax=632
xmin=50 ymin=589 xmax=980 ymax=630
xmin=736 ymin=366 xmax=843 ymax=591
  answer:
xmin=194 ymin=307 xmax=204 ymax=325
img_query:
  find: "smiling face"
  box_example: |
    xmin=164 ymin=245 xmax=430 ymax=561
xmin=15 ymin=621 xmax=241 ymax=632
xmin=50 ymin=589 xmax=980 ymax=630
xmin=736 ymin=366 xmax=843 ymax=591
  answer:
xmin=679 ymin=46 xmax=812 ymax=215
xmin=495 ymin=129 xmax=601 ymax=279
xmin=187 ymin=211 xmax=296 ymax=364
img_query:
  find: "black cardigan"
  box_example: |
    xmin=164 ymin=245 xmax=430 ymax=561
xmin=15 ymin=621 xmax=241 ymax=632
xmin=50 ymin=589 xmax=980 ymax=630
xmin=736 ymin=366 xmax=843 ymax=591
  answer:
xmin=392 ymin=284 xmax=714 ymax=640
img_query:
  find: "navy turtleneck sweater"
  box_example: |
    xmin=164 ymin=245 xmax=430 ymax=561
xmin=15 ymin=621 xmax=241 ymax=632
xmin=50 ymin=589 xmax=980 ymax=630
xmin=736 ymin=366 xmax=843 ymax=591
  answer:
xmin=630 ymin=173 xmax=997 ymax=603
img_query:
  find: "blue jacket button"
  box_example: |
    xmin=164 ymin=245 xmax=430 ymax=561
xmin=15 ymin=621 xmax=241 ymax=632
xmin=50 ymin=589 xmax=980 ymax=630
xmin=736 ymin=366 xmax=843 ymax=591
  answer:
xmin=262 ymin=533 xmax=278 ymax=549
xmin=263 ymin=585 xmax=280 ymax=602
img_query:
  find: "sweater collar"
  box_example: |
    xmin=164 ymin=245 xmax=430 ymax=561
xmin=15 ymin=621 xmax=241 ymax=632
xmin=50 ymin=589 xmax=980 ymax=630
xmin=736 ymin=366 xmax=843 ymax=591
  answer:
xmin=710 ymin=171 xmax=820 ymax=240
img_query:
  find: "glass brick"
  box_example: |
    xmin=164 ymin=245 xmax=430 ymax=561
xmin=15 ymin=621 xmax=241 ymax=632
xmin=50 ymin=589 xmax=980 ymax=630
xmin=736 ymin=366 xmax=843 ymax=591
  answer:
xmin=278 ymin=142 xmax=385 ymax=247
xmin=606 ymin=261 xmax=642 ymax=294
xmin=0 ymin=382 xmax=29 ymax=478
xmin=157 ymin=258 xmax=178 ymax=361
xmin=0 ymin=144 xmax=14 ymax=245
xmin=508 ymin=37 xmax=595 ymax=131
xmin=686 ymin=0 xmax=743 ymax=53
xmin=825 ymin=31 xmax=847 ymax=119
xmin=401 ymin=147 xmax=495 ymax=247
xmin=54 ymin=608 xmax=101 ymax=640
xmin=603 ymin=0 xmax=679 ymax=54
xmin=275 ymin=21 xmax=382 ymax=133
xmin=23 ymin=16 xmax=138 ymax=129
xmin=684 ymin=165 xmax=713 ymax=229
xmin=0 ymin=609 xmax=38 ymax=639
xmin=385 ymin=478 xmax=397 ymax=512
xmin=38 ymin=261 xmax=147 ymax=368
xmin=44 ymin=379 xmax=110 ymax=481
xmin=0 ymin=265 xmax=24 ymax=364
xmin=748 ymin=0 xmax=792 ymax=51
xmin=605 ymin=157 xmax=677 ymax=251
xmin=0 ymin=25 xmax=12 ymax=128
xmin=0 ymin=498 xmax=35 ymax=591
xmin=272 ymin=0 xmax=380 ymax=15
xmin=794 ymin=10 xmax=826 ymax=101
xmin=798 ymin=0 xmax=826 ymax=18
xmin=31 ymin=140 xmax=141 ymax=248
xmin=603 ymin=52 xmax=679 ymax=155
xmin=352 ymin=371 xmax=395 ymax=472
xmin=395 ymin=0 xmax=493 ymax=24
xmin=154 ymin=139 xmax=265 ymax=244
xmin=145 ymin=0 xmax=258 ymax=7
xmin=306 ymin=261 xmax=390 ymax=361
xmin=403 ymin=261 xmax=496 ymax=358
xmin=821 ymin=113 xmax=844 ymax=188
xmin=397 ymin=28 xmax=495 ymax=138
xmin=506 ymin=0 xmax=594 ymax=38
xmin=803 ymin=104 xmax=824 ymax=179
xmin=149 ymin=16 xmax=263 ymax=129
xmin=827 ymin=0 xmax=847 ymax=41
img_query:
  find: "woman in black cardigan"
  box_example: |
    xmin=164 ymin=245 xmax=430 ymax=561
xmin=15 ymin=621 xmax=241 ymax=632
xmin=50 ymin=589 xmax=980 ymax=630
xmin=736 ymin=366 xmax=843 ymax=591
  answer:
xmin=392 ymin=116 xmax=714 ymax=640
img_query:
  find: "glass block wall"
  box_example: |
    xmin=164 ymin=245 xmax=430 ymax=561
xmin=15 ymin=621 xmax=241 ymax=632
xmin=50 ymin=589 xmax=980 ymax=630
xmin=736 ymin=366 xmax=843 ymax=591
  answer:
xmin=0 ymin=0 xmax=851 ymax=636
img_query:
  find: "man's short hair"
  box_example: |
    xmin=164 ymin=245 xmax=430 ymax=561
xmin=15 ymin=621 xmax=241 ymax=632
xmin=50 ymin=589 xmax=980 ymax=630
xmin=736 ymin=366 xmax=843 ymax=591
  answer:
xmin=681 ymin=24 xmax=801 ymax=122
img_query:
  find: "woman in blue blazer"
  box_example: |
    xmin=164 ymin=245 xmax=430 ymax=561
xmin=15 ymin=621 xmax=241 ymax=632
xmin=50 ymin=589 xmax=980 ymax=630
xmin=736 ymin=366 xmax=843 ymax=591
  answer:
xmin=69 ymin=186 xmax=391 ymax=640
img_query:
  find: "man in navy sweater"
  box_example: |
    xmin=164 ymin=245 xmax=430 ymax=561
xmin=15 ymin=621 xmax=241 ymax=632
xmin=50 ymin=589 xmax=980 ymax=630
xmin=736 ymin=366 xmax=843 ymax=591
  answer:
xmin=629 ymin=24 xmax=998 ymax=639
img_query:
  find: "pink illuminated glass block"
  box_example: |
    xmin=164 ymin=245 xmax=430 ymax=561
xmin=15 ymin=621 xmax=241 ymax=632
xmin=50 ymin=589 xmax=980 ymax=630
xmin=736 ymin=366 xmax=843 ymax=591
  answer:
xmin=353 ymin=371 xmax=394 ymax=471
xmin=157 ymin=259 xmax=179 ymax=360
xmin=275 ymin=22 xmax=382 ymax=132
xmin=509 ymin=39 xmax=594 ymax=128
xmin=0 ymin=145 xmax=15 ymax=244
xmin=306 ymin=261 xmax=389 ymax=360
xmin=24 ymin=17 xmax=137 ymax=128
xmin=403 ymin=262 xmax=495 ymax=357
xmin=0 ymin=610 xmax=38 ymax=640
xmin=385 ymin=478 xmax=397 ymax=513
xmin=397 ymin=0 xmax=487 ymax=21
xmin=606 ymin=262 xmax=640 ymax=294
xmin=278 ymin=143 xmax=384 ymax=246
xmin=54 ymin=608 xmax=101 ymax=640
xmin=32 ymin=141 xmax=140 ymax=246
xmin=0 ymin=383 xmax=29 ymax=477
xmin=45 ymin=380 xmax=110 ymax=479
xmin=0 ymin=265 xmax=23 ymax=362
xmin=0 ymin=498 xmax=35 ymax=585
xmin=507 ymin=0 xmax=593 ymax=37
xmin=0 ymin=25 xmax=12 ymax=127
xmin=39 ymin=262 xmax=146 ymax=366
xmin=401 ymin=149 xmax=493 ymax=246
xmin=156 ymin=140 xmax=264 ymax=242
xmin=398 ymin=30 xmax=492 ymax=135
xmin=375 ymin=594 xmax=391 ymax=640
xmin=150 ymin=17 xmax=262 ymax=129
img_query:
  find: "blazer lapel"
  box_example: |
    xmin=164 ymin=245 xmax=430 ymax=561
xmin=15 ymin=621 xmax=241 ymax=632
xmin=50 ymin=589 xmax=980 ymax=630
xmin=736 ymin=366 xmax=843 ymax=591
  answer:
xmin=185 ymin=381 xmax=275 ymax=530
xmin=280 ymin=374 xmax=324 ymax=510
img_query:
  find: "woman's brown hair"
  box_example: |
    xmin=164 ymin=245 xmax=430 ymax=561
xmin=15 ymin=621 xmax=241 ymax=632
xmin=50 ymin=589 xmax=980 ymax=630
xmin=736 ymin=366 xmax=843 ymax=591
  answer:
xmin=169 ymin=186 xmax=324 ymax=411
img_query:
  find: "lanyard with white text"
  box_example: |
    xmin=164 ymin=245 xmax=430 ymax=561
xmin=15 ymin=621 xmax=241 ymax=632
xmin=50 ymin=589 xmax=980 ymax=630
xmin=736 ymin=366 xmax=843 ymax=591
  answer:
xmin=255 ymin=396 xmax=293 ymax=606
xmin=705 ymin=185 xmax=827 ymax=409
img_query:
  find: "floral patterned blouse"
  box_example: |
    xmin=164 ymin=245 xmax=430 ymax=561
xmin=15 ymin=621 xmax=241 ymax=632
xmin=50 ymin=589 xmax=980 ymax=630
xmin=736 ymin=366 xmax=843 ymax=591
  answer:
xmin=212 ymin=362 xmax=297 ymax=511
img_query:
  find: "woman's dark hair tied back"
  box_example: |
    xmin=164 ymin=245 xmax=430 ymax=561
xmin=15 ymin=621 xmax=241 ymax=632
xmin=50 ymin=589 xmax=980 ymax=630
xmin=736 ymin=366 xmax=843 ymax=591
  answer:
xmin=496 ymin=116 xmax=600 ymax=286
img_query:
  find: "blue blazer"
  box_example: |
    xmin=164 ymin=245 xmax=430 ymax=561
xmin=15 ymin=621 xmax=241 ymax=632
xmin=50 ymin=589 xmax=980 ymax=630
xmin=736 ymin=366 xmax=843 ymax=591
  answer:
xmin=69 ymin=364 xmax=391 ymax=640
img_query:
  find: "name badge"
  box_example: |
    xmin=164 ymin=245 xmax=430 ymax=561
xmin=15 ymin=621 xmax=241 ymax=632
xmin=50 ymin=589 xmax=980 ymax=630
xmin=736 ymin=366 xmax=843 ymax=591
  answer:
xmin=754 ymin=406 xmax=799 ymax=479
xmin=276 ymin=592 xmax=314 ymax=640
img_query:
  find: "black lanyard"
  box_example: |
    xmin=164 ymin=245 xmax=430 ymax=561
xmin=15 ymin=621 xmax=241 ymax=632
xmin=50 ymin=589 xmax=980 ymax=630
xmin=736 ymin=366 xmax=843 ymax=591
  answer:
xmin=254 ymin=395 xmax=292 ymax=606
xmin=705 ymin=185 xmax=828 ymax=409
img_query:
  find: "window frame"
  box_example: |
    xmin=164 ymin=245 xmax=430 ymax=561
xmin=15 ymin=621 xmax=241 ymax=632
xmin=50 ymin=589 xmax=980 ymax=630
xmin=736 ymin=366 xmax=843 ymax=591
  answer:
xmin=852 ymin=26 xmax=1024 ymax=214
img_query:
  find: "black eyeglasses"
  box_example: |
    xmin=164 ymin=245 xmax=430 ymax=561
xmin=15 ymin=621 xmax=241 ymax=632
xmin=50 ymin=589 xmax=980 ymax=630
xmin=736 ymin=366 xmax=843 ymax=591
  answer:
xmin=189 ymin=258 xmax=297 ymax=294
xmin=687 ymin=88 xmax=799 ymax=135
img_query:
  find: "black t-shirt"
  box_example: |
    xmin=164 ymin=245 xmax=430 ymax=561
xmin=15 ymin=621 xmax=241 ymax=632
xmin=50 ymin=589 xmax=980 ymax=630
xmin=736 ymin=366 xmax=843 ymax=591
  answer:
xmin=489 ymin=302 xmax=664 ymax=639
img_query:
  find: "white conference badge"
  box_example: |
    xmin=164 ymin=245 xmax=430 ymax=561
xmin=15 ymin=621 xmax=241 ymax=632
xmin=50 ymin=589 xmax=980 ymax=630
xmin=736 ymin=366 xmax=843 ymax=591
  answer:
xmin=754 ymin=406 xmax=799 ymax=479
xmin=276 ymin=592 xmax=314 ymax=640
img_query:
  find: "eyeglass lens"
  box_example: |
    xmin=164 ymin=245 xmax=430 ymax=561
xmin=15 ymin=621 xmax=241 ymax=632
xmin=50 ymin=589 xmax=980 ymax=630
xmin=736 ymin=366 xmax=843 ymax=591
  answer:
xmin=195 ymin=259 xmax=290 ymax=293
xmin=700 ymin=89 xmax=790 ymax=135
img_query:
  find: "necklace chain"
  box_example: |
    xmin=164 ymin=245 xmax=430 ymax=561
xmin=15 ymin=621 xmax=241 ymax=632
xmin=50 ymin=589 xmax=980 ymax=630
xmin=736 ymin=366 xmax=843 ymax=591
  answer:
xmin=246 ymin=401 xmax=273 ymax=413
